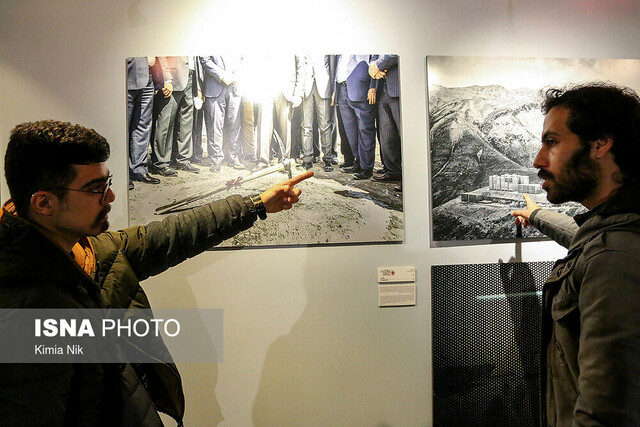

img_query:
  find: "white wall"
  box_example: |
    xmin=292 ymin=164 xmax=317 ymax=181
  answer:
xmin=2 ymin=0 xmax=640 ymax=425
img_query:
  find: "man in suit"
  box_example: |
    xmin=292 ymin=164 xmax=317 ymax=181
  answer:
xmin=151 ymin=56 xmax=199 ymax=176
xmin=334 ymin=55 xmax=378 ymax=179
xmin=301 ymin=55 xmax=336 ymax=171
xmin=369 ymin=55 xmax=402 ymax=183
xmin=126 ymin=57 xmax=160 ymax=187
xmin=191 ymin=56 xmax=208 ymax=166
xmin=254 ymin=54 xmax=303 ymax=167
xmin=200 ymin=55 xmax=244 ymax=172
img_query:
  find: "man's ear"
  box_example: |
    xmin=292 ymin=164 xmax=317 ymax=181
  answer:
xmin=30 ymin=191 xmax=56 ymax=216
xmin=592 ymin=137 xmax=614 ymax=159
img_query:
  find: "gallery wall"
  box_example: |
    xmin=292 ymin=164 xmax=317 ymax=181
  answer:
xmin=2 ymin=0 xmax=640 ymax=425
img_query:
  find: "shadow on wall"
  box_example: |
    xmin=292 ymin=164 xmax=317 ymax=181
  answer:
xmin=146 ymin=264 xmax=224 ymax=426
xmin=251 ymin=256 xmax=424 ymax=426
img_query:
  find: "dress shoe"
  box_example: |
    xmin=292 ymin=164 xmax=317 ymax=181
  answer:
xmin=251 ymin=162 xmax=269 ymax=172
xmin=372 ymin=173 xmax=402 ymax=183
xmin=129 ymin=181 xmax=135 ymax=191
xmin=353 ymin=170 xmax=373 ymax=180
xmin=131 ymin=173 xmax=161 ymax=184
xmin=302 ymin=161 xmax=313 ymax=171
xmin=332 ymin=158 xmax=338 ymax=165
xmin=339 ymin=161 xmax=354 ymax=168
xmin=229 ymin=158 xmax=245 ymax=170
xmin=375 ymin=167 xmax=387 ymax=174
xmin=243 ymin=155 xmax=258 ymax=164
xmin=192 ymin=157 xmax=213 ymax=167
xmin=394 ymin=184 xmax=403 ymax=192
xmin=323 ymin=162 xmax=334 ymax=172
xmin=341 ymin=163 xmax=361 ymax=173
xmin=174 ymin=162 xmax=200 ymax=174
xmin=151 ymin=166 xmax=178 ymax=177
xmin=210 ymin=163 xmax=221 ymax=173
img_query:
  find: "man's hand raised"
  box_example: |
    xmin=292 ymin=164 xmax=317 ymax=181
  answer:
xmin=511 ymin=194 xmax=540 ymax=228
xmin=259 ymin=171 xmax=314 ymax=213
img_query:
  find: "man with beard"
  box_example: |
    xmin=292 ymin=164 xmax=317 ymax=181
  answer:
xmin=0 ymin=120 xmax=312 ymax=426
xmin=511 ymin=83 xmax=640 ymax=426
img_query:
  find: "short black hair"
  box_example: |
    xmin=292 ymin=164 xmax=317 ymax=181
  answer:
xmin=541 ymin=82 xmax=640 ymax=182
xmin=5 ymin=120 xmax=110 ymax=217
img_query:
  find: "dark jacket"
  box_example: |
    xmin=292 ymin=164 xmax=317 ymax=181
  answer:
xmin=540 ymin=181 xmax=640 ymax=426
xmin=0 ymin=195 xmax=257 ymax=426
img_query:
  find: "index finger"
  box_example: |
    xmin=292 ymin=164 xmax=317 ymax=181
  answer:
xmin=284 ymin=171 xmax=314 ymax=186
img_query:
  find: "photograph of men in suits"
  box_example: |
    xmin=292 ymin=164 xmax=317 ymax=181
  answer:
xmin=128 ymin=53 xmax=404 ymax=248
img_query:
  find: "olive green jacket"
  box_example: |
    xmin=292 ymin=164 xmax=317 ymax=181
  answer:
xmin=539 ymin=182 xmax=640 ymax=426
xmin=0 ymin=195 xmax=257 ymax=426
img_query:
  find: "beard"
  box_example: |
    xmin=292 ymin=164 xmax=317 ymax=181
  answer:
xmin=539 ymin=144 xmax=600 ymax=204
xmin=92 ymin=205 xmax=110 ymax=234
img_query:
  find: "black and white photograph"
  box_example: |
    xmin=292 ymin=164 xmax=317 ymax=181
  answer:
xmin=427 ymin=56 xmax=640 ymax=244
xmin=127 ymin=54 xmax=404 ymax=247
xmin=432 ymin=261 xmax=554 ymax=426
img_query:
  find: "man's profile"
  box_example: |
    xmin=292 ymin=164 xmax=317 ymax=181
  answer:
xmin=512 ymin=83 xmax=640 ymax=425
xmin=0 ymin=120 xmax=312 ymax=425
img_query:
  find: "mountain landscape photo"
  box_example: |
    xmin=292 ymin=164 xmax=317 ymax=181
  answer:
xmin=428 ymin=82 xmax=583 ymax=243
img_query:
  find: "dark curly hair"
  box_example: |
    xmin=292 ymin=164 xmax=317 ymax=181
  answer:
xmin=541 ymin=82 xmax=640 ymax=182
xmin=4 ymin=120 xmax=110 ymax=217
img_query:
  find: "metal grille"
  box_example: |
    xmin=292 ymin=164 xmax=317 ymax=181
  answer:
xmin=432 ymin=261 xmax=554 ymax=426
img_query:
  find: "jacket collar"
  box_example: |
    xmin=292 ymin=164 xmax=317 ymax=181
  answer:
xmin=569 ymin=180 xmax=640 ymax=251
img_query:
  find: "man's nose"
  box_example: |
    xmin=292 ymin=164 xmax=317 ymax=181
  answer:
xmin=102 ymin=188 xmax=116 ymax=204
xmin=533 ymin=148 xmax=547 ymax=169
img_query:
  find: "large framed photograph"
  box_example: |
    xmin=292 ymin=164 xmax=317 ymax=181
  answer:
xmin=427 ymin=56 xmax=640 ymax=245
xmin=126 ymin=55 xmax=404 ymax=247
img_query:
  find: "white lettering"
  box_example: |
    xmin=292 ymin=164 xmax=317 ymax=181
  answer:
xmin=164 ymin=319 xmax=180 ymax=337
xmin=101 ymin=318 xmax=181 ymax=337
xmin=77 ymin=319 xmax=94 ymax=337
xmin=33 ymin=319 xmax=95 ymax=337
xmin=43 ymin=319 xmax=57 ymax=337
xmin=102 ymin=319 xmax=115 ymax=334
xmin=34 ymin=344 xmax=63 ymax=355
xmin=67 ymin=344 xmax=84 ymax=354
xmin=133 ymin=319 xmax=149 ymax=337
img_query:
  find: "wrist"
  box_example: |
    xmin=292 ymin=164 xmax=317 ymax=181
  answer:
xmin=249 ymin=193 xmax=267 ymax=220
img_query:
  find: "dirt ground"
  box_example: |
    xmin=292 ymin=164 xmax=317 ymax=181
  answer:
xmin=128 ymin=159 xmax=404 ymax=248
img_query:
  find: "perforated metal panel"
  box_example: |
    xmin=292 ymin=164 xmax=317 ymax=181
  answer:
xmin=432 ymin=261 xmax=554 ymax=426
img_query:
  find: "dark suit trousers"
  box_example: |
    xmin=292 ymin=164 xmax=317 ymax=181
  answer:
xmin=302 ymin=82 xmax=334 ymax=163
xmin=204 ymin=85 xmax=241 ymax=165
xmin=377 ymin=80 xmax=402 ymax=176
xmin=336 ymin=84 xmax=376 ymax=171
xmin=152 ymin=77 xmax=194 ymax=168
xmin=290 ymin=105 xmax=303 ymax=159
xmin=192 ymin=106 xmax=204 ymax=161
xmin=127 ymin=74 xmax=154 ymax=175
xmin=263 ymin=93 xmax=291 ymax=160
xmin=336 ymin=106 xmax=353 ymax=164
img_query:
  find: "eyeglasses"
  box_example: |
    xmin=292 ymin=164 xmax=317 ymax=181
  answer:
xmin=45 ymin=175 xmax=113 ymax=204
